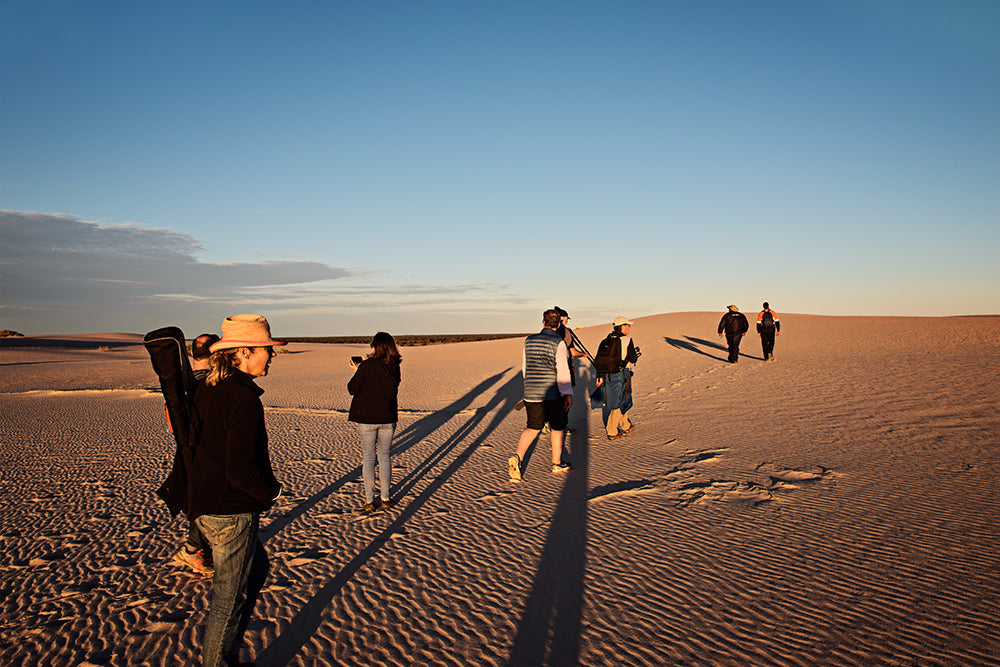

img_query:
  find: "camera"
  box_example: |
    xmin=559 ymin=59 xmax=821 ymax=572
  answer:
xmin=634 ymin=346 xmax=642 ymax=358
xmin=350 ymin=355 xmax=364 ymax=365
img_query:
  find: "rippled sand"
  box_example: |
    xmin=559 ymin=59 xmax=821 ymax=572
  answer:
xmin=1 ymin=313 xmax=998 ymax=666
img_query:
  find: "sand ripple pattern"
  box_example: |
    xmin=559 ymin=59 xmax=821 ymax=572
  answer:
xmin=1 ymin=315 xmax=999 ymax=665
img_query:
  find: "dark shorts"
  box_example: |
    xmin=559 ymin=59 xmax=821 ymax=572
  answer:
xmin=525 ymin=398 xmax=568 ymax=431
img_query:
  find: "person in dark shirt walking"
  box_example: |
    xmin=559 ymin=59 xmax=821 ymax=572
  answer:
xmin=189 ymin=314 xmax=284 ymax=667
xmin=348 ymin=332 xmax=402 ymax=513
xmin=718 ymin=305 xmax=749 ymax=363
xmin=756 ymin=302 xmax=781 ymax=361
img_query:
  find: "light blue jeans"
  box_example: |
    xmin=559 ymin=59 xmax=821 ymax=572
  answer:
xmin=356 ymin=422 xmax=395 ymax=503
xmin=195 ymin=512 xmax=269 ymax=667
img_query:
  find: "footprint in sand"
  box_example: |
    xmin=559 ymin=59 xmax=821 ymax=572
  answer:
xmin=755 ymin=462 xmax=831 ymax=486
xmin=476 ymin=490 xmax=515 ymax=501
xmin=682 ymin=447 xmax=729 ymax=464
xmin=587 ymin=449 xmax=829 ymax=509
xmin=286 ymin=546 xmax=332 ymax=567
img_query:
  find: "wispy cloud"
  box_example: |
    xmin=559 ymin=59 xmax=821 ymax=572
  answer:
xmin=0 ymin=210 xmax=350 ymax=332
xmin=0 ymin=211 xmax=524 ymax=335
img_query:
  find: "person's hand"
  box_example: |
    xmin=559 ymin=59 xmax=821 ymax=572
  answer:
xmin=564 ymin=395 xmax=573 ymax=411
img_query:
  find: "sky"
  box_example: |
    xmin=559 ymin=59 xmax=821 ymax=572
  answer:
xmin=2 ymin=0 xmax=998 ymax=336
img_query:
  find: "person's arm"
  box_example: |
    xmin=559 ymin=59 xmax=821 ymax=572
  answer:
xmin=624 ymin=337 xmax=639 ymax=364
xmin=718 ymin=316 xmax=726 ymax=336
xmin=225 ymin=399 xmax=281 ymax=504
xmin=556 ymin=341 xmax=572 ymax=395
xmin=774 ymin=311 xmax=781 ymax=334
xmin=347 ymin=362 xmax=365 ymax=396
xmin=555 ymin=342 xmax=574 ymax=410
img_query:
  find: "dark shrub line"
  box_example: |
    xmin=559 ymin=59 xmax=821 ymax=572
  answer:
xmin=277 ymin=333 xmax=529 ymax=347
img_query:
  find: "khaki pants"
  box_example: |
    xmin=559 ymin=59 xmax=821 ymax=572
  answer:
xmin=605 ymin=408 xmax=632 ymax=438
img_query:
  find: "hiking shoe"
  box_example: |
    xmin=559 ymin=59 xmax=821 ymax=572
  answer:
xmin=361 ymin=502 xmax=377 ymax=513
xmin=379 ymin=498 xmax=395 ymax=511
xmin=172 ymin=548 xmax=213 ymax=577
xmin=621 ymin=423 xmax=635 ymax=435
xmin=508 ymin=454 xmax=522 ymax=481
xmin=552 ymin=461 xmax=572 ymax=474
xmin=607 ymin=433 xmax=623 ymax=441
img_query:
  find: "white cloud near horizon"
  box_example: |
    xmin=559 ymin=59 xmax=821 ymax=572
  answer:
xmin=0 ymin=211 xmax=523 ymax=335
xmin=0 ymin=210 xmax=353 ymax=333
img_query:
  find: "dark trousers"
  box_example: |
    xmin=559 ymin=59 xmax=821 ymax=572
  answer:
xmin=725 ymin=332 xmax=743 ymax=363
xmin=760 ymin=330 xmax=776 ymax=358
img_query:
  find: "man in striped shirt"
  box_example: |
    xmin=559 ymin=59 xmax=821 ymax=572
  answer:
xmin=509 ymin=309 xmax=574 ymax=481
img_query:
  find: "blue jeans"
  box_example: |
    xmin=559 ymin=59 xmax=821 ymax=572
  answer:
xmin=195 ymin=513 xmax=269 ymax=667
xmin=356 ymin=422 xmax=395 ymax=503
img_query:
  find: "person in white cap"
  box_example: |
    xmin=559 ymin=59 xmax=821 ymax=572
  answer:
xmin=594 ymin=316 xmax=640 ymax=439
xmin=188 ymin=314 xmax=285 ymax=667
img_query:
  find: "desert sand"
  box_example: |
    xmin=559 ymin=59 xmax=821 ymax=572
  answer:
xmin=1 ymin=312 xmax=998 ymax=666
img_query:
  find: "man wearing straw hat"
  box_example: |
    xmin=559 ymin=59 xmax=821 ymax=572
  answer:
xmin=188 ymin=314 xmax=284 ymax=667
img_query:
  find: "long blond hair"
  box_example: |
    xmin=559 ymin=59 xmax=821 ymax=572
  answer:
xmin=206 ymin=348 xmax=242 ymax=387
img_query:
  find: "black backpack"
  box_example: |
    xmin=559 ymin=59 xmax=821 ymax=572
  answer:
xmin=593 ymin=333 xmax=623 ymax=373
xmin=760 ymin=310 xmax=775 ymax=330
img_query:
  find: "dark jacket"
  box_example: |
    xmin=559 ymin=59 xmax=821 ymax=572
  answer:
xmin=188 ymin=370 xmax=281 ymax=519
xmin=718 ymin=311 xmax=750 ymax=335
xmin=348 ymin=358 xmax=401 ymax=424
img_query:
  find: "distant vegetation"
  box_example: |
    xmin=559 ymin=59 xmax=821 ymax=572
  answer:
xmin=0 ymin=330 xmax=24 ymax=338
xmin=278 ymin=334 xmax=529 ymax=347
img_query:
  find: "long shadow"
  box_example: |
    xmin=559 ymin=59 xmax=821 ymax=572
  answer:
xmin=506 ymin=374 xmax=591 ymax=666
xmin=684 ymin=335 xmax=764 ymax=362
xmin=664 ymin=336 xmax=727 ymax=362
xmin=254 ymin=373 xmax=522 ymax=666
xmin=261 ymin=370 xmax=511 ymax=543
xmin=687 ymin=335 xmax=764 ymax=362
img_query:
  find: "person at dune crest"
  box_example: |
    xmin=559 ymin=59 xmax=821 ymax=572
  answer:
xmin=348 ymin=331 xmax=402 ymax=513
xmin=188 ymin=314 xmax=284 ymax=667
xmin=757 ymin=302 xmax=781 ymax=361
xmin=718 ymin=305 xmax=749 ymax=363
xmin=509 ymin=309 xmax=574 ymax=480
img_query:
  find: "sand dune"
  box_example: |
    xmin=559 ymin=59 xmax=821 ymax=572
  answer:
xmin=1 ymin=313 xmax=998 ymax=666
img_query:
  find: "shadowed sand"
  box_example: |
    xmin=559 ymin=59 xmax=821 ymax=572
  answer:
xmin=1 ymin=313 xmax=998 ymax=666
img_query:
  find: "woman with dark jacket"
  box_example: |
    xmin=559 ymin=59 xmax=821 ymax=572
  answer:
xmin=348 ymin=331 xmax=402 ymax=513
xmin=189 ymin=314 xmax=284 ymax=667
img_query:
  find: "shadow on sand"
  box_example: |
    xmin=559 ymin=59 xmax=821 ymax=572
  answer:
xmin=260 ymin=369 xmax=512 ymax=542
xmin=665 ymin=335 xmax=763 ymax=362
xmin=254 ymin=371 xmax=522 ymax=666
xmin=505 ymin=378 xmax=590 ymax=666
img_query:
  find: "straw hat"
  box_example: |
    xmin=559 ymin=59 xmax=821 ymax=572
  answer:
xmin=209 ymin=314 xmax=286 ymax=353
xmin=727 ymin=305 xmax=739 ymax=312
xmin=613 ymin=316 xmax=633 ymax=327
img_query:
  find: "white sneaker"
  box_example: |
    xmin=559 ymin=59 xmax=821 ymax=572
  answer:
xmin=508 ymin=455 xmax=522 ymax=481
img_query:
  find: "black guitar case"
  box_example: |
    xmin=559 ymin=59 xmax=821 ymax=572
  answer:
xmin=143 ymin=326 xmax=197 ymax=517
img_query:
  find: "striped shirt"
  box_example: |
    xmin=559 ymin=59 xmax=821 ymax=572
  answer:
xmin=521 ymin=327 xmax=573 ymax=402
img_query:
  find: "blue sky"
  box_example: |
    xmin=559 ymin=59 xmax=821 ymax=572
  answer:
xmin=2 ymin=0 xmax=998 ymax=336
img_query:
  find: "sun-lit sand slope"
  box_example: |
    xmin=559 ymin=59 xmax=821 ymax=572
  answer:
xmin=1 ymin=313 xmax=998 ymax=666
